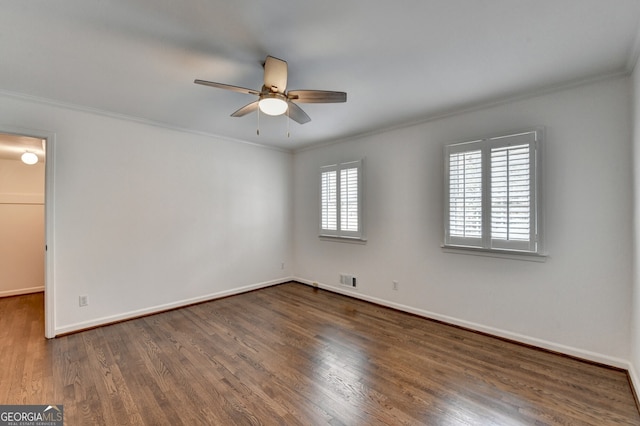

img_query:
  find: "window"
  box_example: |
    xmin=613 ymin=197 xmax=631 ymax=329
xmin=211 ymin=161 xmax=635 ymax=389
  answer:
xmin=444 ymin=129 xmax=543 ymax=255
xmin=320 ymin=159 xmax=363 ymax=239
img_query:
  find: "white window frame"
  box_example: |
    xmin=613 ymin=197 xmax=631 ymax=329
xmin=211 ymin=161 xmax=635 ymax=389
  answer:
xmin=444 ymin=128 xmax=544 ymax=257
xmin=320 ymin=159 xmax=364 ymax=240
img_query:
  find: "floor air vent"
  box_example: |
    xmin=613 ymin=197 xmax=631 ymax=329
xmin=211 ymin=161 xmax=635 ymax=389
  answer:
xmin=339 ymin=274 xmax=357 ymax=287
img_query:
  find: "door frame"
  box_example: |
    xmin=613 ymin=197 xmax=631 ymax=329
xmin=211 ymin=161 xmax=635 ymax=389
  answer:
xmin=0 ymin=125 xmax=56 ymax=338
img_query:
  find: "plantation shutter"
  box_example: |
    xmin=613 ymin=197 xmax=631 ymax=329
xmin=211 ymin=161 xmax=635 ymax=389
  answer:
xmin=449 ymin=150 xmax=483 ymax=240
xmin=444 ymin=129 xmax=540 ymax=254
xmin=320 ymin=160 xmax=363 ymax=239
xmin=489 ymin=132 xmax=536 ymax=251
xmin=340 ymin=165 xmax=359 ymax=232
xmin=445 ymin=145 xmax=483 ymax=248
xmin=320 ymin=166 xmax=338 ymax=234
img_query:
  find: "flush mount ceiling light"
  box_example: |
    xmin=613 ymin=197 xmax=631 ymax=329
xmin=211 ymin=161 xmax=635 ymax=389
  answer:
xmin=21 ymin=151 xmax=38 ymax=165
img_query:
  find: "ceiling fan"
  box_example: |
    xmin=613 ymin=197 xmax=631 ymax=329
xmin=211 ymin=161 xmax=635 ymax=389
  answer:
xmin=194 ymin=56 xmax=346 ymax=125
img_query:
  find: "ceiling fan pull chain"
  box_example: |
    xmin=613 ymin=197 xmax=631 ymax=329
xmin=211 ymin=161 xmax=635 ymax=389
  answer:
xmin=257 ymin=108 xmax=260 ymax=136
xmin=287 ymin=107 xmax=291 ymax=138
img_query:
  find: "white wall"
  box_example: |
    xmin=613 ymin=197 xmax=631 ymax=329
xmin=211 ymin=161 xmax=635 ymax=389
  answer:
xmin=293 ymin=76 xmax=633 ymax=366
xmin=0 ymin=94 xmax=293 ymax=334
xmin=630 ymin=57 xmax=640 ymax=391
xmin=0 ymin=158 xmax=45 ymax=296
xmin=0 ymin=75 xmax=634 ymax=368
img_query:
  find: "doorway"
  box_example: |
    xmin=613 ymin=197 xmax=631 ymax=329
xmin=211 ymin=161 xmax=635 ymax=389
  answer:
xmin=0 ymin=126 xmax=54 ymax=338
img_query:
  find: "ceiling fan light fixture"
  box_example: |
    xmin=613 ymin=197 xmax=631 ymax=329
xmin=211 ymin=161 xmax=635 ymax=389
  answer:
xmin=21 ymin=151 xmax=38 ymax=165
xmin=195 ymin=55 xmax=345 ymax=125
xmin=258 ymin=96 xmax=288 ymax=116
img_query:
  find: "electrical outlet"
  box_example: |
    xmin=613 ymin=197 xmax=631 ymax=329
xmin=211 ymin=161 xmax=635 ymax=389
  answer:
xmin=393 ymin=280 xmax=399 ymax=291
xmin=79 ymin=295 xmax=88 ymax=307
xmin=281 ymin=262 xmax=285 ymax=270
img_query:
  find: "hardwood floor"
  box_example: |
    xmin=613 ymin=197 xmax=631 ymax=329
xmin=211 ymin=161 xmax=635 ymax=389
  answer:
xmin=1 ymin=282 xmax=639 ymax=425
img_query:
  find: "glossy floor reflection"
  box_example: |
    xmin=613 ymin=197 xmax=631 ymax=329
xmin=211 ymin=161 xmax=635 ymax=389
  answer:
xmin=1 ymin=283 xmax=638 ymax=425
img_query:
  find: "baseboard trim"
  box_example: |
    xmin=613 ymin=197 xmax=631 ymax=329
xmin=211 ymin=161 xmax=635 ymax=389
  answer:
xmin=51 ymin=276 xmax=639 ymax=402
xmin=0 ymin=286 xmax=44 ymax=298
xmin=293 ymin=277 xmax=629 ymax=370
xmin=628 ymin=363 xmax=640 ymax=413
xmin=54 ymin=277 xmax=293 ymax=336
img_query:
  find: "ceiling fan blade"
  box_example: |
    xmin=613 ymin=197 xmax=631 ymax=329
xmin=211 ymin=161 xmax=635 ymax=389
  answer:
xmin=288 ymin=90 xmax=347 ymax=103
xmin=194 ymin=80 xmax=260 ymax=96
xmin=263 ymin=56 xmax=288 ymax=93
xmin=286 ymin=102 xmax=311 ymax=124
xmin=231 ymin=101 xmax=259 ymax=117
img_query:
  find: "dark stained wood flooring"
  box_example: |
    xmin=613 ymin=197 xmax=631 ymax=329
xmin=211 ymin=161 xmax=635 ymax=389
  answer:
xmin=1 ymin=282 xmax=639 ymax=425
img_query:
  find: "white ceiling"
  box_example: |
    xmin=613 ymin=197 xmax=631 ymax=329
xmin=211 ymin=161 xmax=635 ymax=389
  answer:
xmin=1 ymin=1 xmax=639 ymax=151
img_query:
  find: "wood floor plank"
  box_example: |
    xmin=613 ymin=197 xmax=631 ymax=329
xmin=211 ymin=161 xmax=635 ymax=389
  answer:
xmin=1 ymin=283 xmax=639 ymax=425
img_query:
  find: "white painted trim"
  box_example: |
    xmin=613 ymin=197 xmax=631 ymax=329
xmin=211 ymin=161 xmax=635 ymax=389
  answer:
xmin=0 ymin=90 xmax=290 ymax=153
xmin=626 ymin=24 xmax=640 ymax=73
xmin=294 ymin=71 xmax=628 ymax=154
xmin=44 ymin=131 xmax=55 ymax=339
xmin=53 ymin=277 xmax=294 ymax=336
xmin=0 ymin=286 xmax=44 ymax=298
xmin=0 ymin=73 xmax=629 ymax=155
xmin=441 ymin=246 xmax=547 ymax=262
xmin=0 ymin=124 xmax=56 ymax=339
xmin=628 ymin=363 xmax=640 ymax=405
xmin=294 ymin=277 xmax=629 ymax=369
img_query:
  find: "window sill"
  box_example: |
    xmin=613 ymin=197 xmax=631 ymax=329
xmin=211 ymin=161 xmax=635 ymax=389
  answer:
xmin=319 ymin=235 xmax=367 ymax=244
xmin=441 ymin=245 xmax=547 ymax=262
